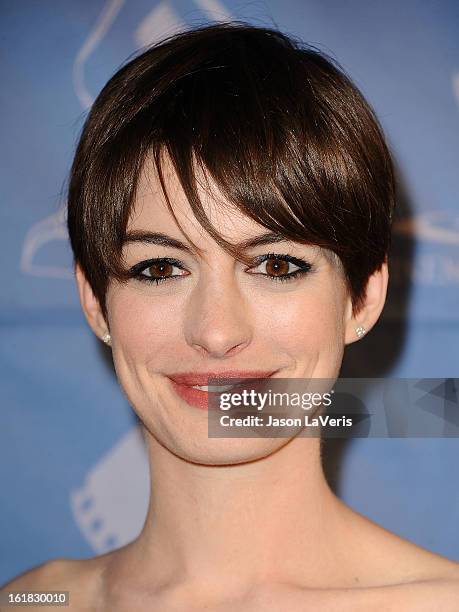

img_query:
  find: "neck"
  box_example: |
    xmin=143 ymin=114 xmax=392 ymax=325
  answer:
xmin=124 ymin=430 xmax=352 ymax=596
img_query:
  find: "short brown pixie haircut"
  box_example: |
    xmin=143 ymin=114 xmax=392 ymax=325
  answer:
xmin=67 ymin=21 xmax=395 ymax=322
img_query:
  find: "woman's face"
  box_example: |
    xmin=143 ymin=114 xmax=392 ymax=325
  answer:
xmin=105 ymin=157 xmax=354 ymax=464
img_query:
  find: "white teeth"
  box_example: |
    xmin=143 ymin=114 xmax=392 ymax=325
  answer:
xmin=191 ymin=385 xmax=236 ymax=392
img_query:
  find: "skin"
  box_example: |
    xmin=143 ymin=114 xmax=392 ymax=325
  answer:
xmin=2 ymin=155 xmax=459 ymax=610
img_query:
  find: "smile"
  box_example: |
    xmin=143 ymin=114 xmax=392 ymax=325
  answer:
xmin=167 ymin=370 xmax=278 ymax=411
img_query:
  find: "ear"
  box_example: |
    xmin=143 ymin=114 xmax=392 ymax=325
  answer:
xmin=75 ymin=263 xmax=109 ymax=341
xmin=344 ymin=260 xmax=389 ymax=345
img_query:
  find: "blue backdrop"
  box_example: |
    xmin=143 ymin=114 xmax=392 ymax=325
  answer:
xmin=1 ymin=0 xmax=458 ymax=585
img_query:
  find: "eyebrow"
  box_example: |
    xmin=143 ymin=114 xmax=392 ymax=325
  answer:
xmin=123 ymin=230 xmax=290 ymax=253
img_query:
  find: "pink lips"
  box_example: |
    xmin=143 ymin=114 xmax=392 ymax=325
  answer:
xmin=167 ymin=370 xmax=276 ymax=411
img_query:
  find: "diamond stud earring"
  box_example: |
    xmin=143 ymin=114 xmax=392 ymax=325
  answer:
xmin=355 ymin=325 xmax=366 ymax=339
xmin=102 ymin=332 xmax=112 ymax=346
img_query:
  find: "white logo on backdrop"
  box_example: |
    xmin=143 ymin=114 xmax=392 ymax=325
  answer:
xmin=393 ymin=211 xmax=459 ymax=246
xmin=73 ymin=0 xmax=125 ymax=110
xmin=70 ymin=424 xmax=150 ymax=553
xmin=73 ymin=0 xmax=232 ymax=109
xmin=391 ymin=211 xmax=459 ymax=288
xmin=20 ymin=206 xmax=73 ymax=279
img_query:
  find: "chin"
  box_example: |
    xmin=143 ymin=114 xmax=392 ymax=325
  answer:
xmin=162 ymin=432 xmax=292 ymax=466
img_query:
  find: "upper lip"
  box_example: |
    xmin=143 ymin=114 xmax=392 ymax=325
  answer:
xmin=168 ymin=370 xmax=278 ymax=386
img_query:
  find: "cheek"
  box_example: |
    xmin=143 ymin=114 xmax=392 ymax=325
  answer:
xmin=253 ymin=285 xmax=345 ymax=347
xmin=251 ymin=282 xmax=347 ymax=377
xmin=107 ymin=288 xmax=182 ymax=366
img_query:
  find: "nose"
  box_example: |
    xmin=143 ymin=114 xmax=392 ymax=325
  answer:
xmin=183 ymin=271 xmax=253 ymax=359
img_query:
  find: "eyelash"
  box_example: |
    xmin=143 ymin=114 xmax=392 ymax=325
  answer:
xmin=129 ymin=253 xmax=312 ymax=285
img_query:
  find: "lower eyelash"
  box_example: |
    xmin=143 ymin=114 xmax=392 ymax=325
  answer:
xmin=269 ymin=269 xmax=308 ymax=282
xmin=140 ymin=276 xmax=164 ymax=285
xmin=136 ymin=274 xmax=181 ymax=285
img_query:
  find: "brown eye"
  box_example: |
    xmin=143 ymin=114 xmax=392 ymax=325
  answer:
xmin=146 ymin=262 xmax=174 ymax=278
xmin=130 ymin=258 xmax=188 ymax=285
xmin=265 ymin=258 xmax=290 ymax=276
xmin=257 ymin=256 xmax=300 ymax=278
xmin=247 ymin=253 xmax=311 ymax=283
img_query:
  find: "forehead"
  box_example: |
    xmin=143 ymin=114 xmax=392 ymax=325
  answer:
xmin=128 ymin=154 xmax=272 ymax=242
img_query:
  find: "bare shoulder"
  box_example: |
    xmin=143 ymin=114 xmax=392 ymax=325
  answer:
xmin=363 ymin=573 xmax=459 ymax=612
xmin=0 ymin=556 xmax=105 ymax=611
xmin=409 ymin=556 xmax=459 ymax=607
xmin=1 ymin=558 xmax=71 ymax=590
xmin=315 ymin=564 xmax=459 ymax=612
xmin=379 ymin=524 xmax=459 ymax=590
xmin=335 ymin=501 xmax=459 ymax=609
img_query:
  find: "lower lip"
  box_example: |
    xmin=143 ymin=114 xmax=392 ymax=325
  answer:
xmin=169 ymin=380 xmax=228 ymax=410
xmin=168 ymin=377 xmax=275 ymax=411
